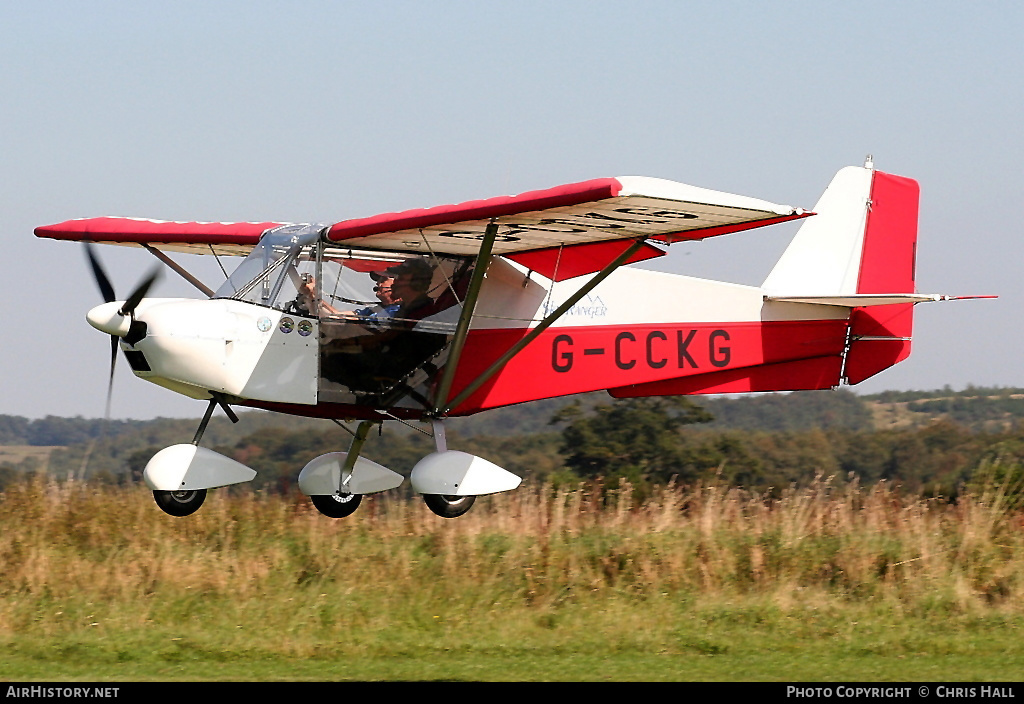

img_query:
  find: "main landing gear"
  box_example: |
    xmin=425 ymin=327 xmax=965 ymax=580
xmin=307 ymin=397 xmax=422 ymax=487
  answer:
xmin=153 ymin=488 xmax=208 ymax=517
xmin=299 ymin=420 xmax=403 ymax=519
xmin=299 ymin=419 xmax=521 ymax=520
xmin=423 ymin=494 xmax=476 ymax=518
xmin=142 ymin=402 xmax=521 ymax=520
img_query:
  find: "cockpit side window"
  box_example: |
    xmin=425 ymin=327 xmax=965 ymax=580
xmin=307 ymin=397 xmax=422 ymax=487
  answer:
xmin=316 ymin=249 xmax=473 ymax=409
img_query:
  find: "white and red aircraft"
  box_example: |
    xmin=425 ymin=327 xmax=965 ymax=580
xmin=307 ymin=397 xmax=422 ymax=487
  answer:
xmin=35 ymin=159 xmax=981 ymax=518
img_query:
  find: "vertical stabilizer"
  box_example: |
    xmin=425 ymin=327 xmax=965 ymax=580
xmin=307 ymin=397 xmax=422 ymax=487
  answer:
xmin=763 ymin=162 xmax=921 ymax=384
xmin=762 ymin=165 xmax=874 ymax=296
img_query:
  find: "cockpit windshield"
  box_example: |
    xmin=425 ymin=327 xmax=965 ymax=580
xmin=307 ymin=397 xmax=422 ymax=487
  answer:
xmin=214 ymin=225 xmax=469 ymax=327
xmin=213 ymin=224 xmax=323 ymax=310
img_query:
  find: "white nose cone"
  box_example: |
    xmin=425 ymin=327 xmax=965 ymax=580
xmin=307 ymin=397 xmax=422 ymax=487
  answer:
xmin=86 ymin=301 xmax=131 ymax=337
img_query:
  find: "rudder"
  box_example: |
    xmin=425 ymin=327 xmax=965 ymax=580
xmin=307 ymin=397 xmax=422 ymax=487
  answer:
xmin=844 ymin=169 xmax=920 ymax=383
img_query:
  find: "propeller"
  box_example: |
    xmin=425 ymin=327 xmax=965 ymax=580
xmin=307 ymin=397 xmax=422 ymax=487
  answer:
xmin=83 ymin=243 xmax=161 ymax=418
xmin=120 ymin=270 xmax=159 ymax=318
xmin=85 ymin=243 xmax=116 ymax=305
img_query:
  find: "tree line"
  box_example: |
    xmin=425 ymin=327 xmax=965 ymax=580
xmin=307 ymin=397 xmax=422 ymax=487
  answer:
xmin=4 ymin=386 xmax=1024 ymax=497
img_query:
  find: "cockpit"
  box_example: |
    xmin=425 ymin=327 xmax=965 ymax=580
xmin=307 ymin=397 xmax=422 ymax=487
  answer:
xmin=214 ymin=225 xmax=471 ymax=409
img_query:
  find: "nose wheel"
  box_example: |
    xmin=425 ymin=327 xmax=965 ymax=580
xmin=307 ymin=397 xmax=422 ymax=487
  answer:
xmin=153 ymin=488 xmax=207 ymax=517
xmin=423 ymin=494 xmax=476 ymax=518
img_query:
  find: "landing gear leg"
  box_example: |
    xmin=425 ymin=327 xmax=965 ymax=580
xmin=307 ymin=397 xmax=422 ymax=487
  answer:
xmin=419 ymin=419 xmax=478 ymax=518
xmin=191 ymin=392 xmax=238 ymax=445
xmin=308 ymin=420 xmax=375 ymax=518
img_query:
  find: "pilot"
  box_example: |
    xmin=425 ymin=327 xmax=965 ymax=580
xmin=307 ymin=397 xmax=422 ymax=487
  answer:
xmin=321 ymin=258 xmax=440 ymax=391
xmin=347 ymin=274 xmax=400 ymax=324
xmin=293 ymin=274 xmax=329 ymax=317
xmin=296 ymin=272 xmax=399 ymax=321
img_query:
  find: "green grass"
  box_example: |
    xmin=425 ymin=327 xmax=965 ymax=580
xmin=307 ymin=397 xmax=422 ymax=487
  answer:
xmin=1 ymin=475 xmax=1023 ymax=681
xmin=3 ymin=598 xmax=1023 ymax=681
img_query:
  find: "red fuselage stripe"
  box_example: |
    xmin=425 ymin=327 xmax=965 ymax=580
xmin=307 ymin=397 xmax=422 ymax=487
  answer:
xmin=446 ymin=319 xmax=849 ymax=414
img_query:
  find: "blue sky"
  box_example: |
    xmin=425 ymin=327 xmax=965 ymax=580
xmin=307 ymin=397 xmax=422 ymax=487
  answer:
xmin=2 ymin=1 xmax=1021 ymax=419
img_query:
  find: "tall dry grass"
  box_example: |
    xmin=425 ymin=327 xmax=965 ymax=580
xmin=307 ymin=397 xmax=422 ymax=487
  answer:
xmin=1 ymin=473 xmax=1021 ymax=615
xmin=2 ymin=471 xmax=1022 ymax=675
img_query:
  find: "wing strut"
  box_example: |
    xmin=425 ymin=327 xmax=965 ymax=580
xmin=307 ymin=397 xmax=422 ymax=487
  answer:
xmin=431 ymin=221 xmax=500 ymax=415
xmin=439 ymin=237 xmax=650 ymax=415
xmin=141 ymin=243 xmax=216 ymax=297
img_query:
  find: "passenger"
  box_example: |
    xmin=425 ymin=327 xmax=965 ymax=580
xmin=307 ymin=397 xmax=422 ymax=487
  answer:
xmin=386 ymin=258 xmax=435 ymax=319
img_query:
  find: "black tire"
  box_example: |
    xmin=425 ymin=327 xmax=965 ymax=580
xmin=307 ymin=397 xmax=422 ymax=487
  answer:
xmin=310 ymin=492 xmax=362 ymax=518
xmin=153 ymin=488 xmax=207 ymax=517
xmin=423 ymin=494 xmax=476 ymax=518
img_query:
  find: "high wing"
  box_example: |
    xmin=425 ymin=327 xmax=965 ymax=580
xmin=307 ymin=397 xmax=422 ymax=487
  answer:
xmin=326 ymin=176 xmax=811 ymax=280
xmin=34 ymin=217 xmax=286 ymax=256
xmin=35 ymin=176 xmax=810 ymax=280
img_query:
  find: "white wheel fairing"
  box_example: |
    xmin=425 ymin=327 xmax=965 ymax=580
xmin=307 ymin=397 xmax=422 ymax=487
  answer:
xmin=297 ymin=452 xmax=404 ymax=496
xmin=144 ymin=444 xmax=256 ymax=491
xmin=410 ymin=451 xmax=521 ymax=496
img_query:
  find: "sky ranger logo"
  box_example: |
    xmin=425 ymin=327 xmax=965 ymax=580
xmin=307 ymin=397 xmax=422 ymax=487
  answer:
xmin=544 ymin=294 xmax=608 ymax=320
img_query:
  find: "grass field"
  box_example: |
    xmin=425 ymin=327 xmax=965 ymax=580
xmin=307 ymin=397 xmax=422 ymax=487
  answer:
xmin=1 ymin=473 xmax=1022 ymax=682
xmin=0 ymin=446 xmax=60 ymax=469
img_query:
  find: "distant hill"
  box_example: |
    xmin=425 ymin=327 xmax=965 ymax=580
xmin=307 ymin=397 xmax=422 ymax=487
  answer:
xmin=861 ymin=386 xmax=1024 ymax=431
xmin=0 ymin=411 xmax=328 ymax=448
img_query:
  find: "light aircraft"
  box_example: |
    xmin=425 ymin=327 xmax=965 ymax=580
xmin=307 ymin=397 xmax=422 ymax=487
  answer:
xmin=35 ymin=158 xmax=986 ymax=519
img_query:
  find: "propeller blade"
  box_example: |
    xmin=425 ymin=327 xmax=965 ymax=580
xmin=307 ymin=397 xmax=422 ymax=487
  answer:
xmin=119 ymin=268 xmax=161 ymax=317
xmin=106 ymin=334 xmax=117 ymax=420
xmin=84 ymin=243 xmax=116 ymax=304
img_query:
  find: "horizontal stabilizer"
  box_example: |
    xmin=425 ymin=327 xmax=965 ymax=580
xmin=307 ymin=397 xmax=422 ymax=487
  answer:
xmin=767 ymin=294 xmax=996 ymax=307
